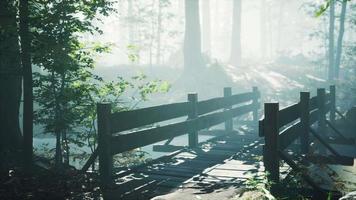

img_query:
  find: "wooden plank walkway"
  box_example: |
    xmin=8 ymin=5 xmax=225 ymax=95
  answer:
xmin=103 ymin=128 xmax=264 ymax=200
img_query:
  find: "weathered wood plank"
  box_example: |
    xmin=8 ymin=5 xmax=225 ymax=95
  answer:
xmin=325 ymin=137 xmax=355 ymax=145
xmin=279 ymin=122 xmax=302 ymax=150
xmin=329 ymin=85 xmax=336 ymax=122
xmin=309 ymin=109 xmax=319 ymax=124
xmin=325 ymin=102 xmax=332 ymax=113
xmin=147 ymin=165 xmax=204 ymax=174
xmin=278 ymin=103 xmax=300 ymax=128
xmin=97 ymin=103 xmax=113 ymax=185
xmin=309 ymin=96 xmax=318 ymax=111
xmin=198 ymin=103 xmax=255 ymax=130
xmin=259 ymin=119 xmax=264 ymax=137
xmin=197 ymin=92 xmax=255 ymax=115
xmin=305 ymin=154 xmax=354 ymax=166
xmin=263 ymin=103 xmax=279 ymax=191
xmin=325 ymin=120 xmax=348 ymax=141
xmin=110 ymin=104 xmax=254 ymax=155
xmin=309 ymin=128 xmax=340 ymax=157
xmin=110 ymin=120 xmax=194 ymax=154
xmin=278 ymin=150 xmax=323 ymax=192
xmin=110 ymin=101 xmax=190 ymax=133
xmin=300 ymin=92 xmax=310 ymax=154
xmin=188 ymin=93 xmax=198 ymax=148
xmin=224 ymin=87 xmax=233 ymax=132
xmin=81 ymin=146 xmax=98 ymax=173
xmin=139 ymin=168 xmax=197 ymax=178
xmin=152 ymin=144 xmax=185 ymax=152
xmin=325 ymin=92 xmax=331 ymax=102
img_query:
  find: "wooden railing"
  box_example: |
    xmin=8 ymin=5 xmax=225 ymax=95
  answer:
xmin=259 ymin=85 xmax=354 ymax=194
xmin=97 ymin=87 xmax=260 ymax=184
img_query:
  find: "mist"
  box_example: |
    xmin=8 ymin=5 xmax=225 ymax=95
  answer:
xmin=1 ymin=0 xmax=356 ymax=199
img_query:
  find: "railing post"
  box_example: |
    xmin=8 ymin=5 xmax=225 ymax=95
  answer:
xmin=252 ymin=86 xmax=260 ymax=123
xmin=330 ymin=85 xmax=336 ymax=123
xmin=188 ymin=93 xmax=198 ymax=148
xmin=97 ymin=103 xmax=113 ymax=185
xmin=263 ymin=103 xmax=279 ymax=194
xmin=224 ymin=87 xmax=233 ymax=132
xmin=300 ymin=92 xmax=310 ymax=154
xmin=317 ymin=88 xmax=327 ymax=153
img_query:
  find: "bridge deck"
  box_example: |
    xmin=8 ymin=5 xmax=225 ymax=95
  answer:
xmin=104 ymin=129 xmax=264 ymax=200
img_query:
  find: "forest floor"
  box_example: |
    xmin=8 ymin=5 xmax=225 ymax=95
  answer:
xmin=0 ymin=158 xmax=103 ymax=200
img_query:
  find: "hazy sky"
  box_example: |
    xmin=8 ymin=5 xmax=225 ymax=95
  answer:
xmin=83 ymin=0 xmax=330 ymax=68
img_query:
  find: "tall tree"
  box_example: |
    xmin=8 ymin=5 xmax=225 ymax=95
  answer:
xmin=328 ymin=0 xmax=336 ymax=80
xmin=260 ymin=0 xmax=267 ymax=59
xmin=156 ymin=0 xmax=163 ymax=64
xmin=30 ymin=0 xmax=114 ymax=168
xmin=335 ymin=0 xmax=348 ymax=79
xmin=19 ymin=0 xmax=33 ymax=169
xmin=0 ymin=0 xmax=23 ymax=155
xmin=230 ymin=0 xmax=242 ymax=67
xmin=201 ymin=0 xmax=211 ymax=55
xmin=184 ymin=0 xmax=203 ymax=71
xmin=128 ymin=0 xmax=134 ymax=45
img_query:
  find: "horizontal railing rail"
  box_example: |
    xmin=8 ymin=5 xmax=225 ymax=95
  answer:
xmin=259 ymin=85 xmax=353 ymax=195
xmin=110 ymin=102 xmax=191 ymax=133
xmin=97 ymin=86 xmax=260 ymax=184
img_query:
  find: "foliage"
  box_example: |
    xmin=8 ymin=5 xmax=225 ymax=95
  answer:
xmin=29 ymin=0 xmax=171 ymax=168
xmin=69 ymin=73 xmax=170 ymax=167
xmin=29 ymin=0 xmax=115 ymax=167
xmin=315 ymin=0 xmax=353 ymax=17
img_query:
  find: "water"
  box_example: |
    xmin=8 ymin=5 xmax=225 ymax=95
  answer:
xmin=34 ymin=134 xmax=214 ymax=169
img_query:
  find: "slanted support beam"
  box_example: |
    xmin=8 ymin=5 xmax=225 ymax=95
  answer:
xmin=278 ymin=151 xmax=323 ymax=192
xmin=224 ymin=87 xmax=233 ymax=132
xmin=188 ymin=93 xmax=198 ymax=148
xmin=309 ymin=128 xmax=340 ymax=157
xmin=97 ymin=103 xmax=113 ymax=185
xmin=81 ymin=147 xmax=99 ymax=173
xmin=325 ymin=119 xmax=348 ymax=141
xmin=300 ymin=92 xmax=310 ymax=154
xmin=263 ymin=103 xmax=279 ymax=193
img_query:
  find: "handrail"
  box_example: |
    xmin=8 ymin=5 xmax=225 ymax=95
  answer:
xmin=260 ymin=85 xmax=340 ymax=195
xmin=110 ymin=101 xmax=190 ymax=133
xmin=95 ymin=87 xmax=260 ymax=183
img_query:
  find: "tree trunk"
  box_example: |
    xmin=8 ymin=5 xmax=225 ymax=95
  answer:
xmin=156 ymin=0 xmax=162 ymax=64
xmin=260 ymin=0 xmax=267 ymax=60
xmin=335 ymin=0 xmax=347 ymax=79
xmin=19 ymin=0 xmax=33 ymax=170
xmin=229 ymin=0 xmax=242 ymax=67
xmin=55 ymin=129 xmax=62 ymax=167
xmin=328 ymin=0 xmax=335 ymax=81
xmin=0 ymin=0 xmax=23 ymax=155
xmin=184 ymin=0 xmax=203 ymax=71
xmin=276 ymin=0 xmax=285 ymax=53
xmin=62 ymin=130 xmax=69 ymax=166
xmin=52 ymin=71 xmax=62 ymax=168
xmin=201 ymin=0 xmax=211 ymax=55
xmin=128 ymin=0 xmax=134 ymax=45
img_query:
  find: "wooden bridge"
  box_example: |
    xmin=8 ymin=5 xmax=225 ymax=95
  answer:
xmin=82 ymin=85 xmax=355 ymax=199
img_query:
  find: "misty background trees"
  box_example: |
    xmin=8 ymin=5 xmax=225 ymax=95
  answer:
xmin=0 ymin=0 xmax=355 ymax=173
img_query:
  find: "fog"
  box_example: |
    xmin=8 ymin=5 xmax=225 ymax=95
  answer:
xmin=31 ymin=0 xmax=356 ymax=154
xmin=67 ymin=0 xmax=353 ymax=112
xmin=88 ymin=0 xmax=326 ymax=67
xmin=2 ymin=0 xmax=356 ymax=198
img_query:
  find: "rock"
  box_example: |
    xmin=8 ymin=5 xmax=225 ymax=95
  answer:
xmin=339 ymin=191 xmax=356 ymax=200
